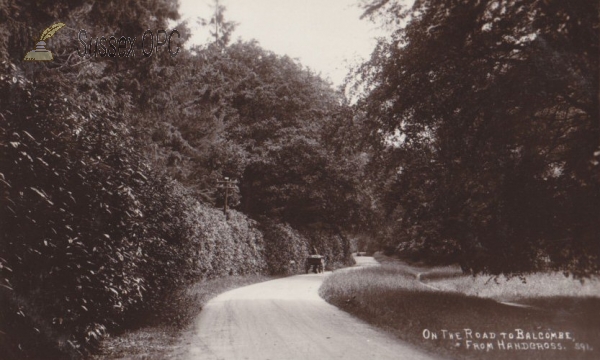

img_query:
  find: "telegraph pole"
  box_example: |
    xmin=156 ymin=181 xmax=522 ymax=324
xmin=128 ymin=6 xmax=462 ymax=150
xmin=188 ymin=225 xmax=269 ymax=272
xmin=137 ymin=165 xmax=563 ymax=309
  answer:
xmin=217 ymin=177 xmax=235 ymax=220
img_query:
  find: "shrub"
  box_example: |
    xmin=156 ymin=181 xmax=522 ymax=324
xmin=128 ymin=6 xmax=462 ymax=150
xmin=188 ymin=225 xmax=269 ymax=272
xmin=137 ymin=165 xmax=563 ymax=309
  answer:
xmin=306 ymin=229 xmax=355 ymax=270
xmin=190 ymin=206 xmax=268 ymax=279
xmin=259 ymin=220 xmax=310 ymax=275
xmin=0 ymin=65 xmax=198 ymax=358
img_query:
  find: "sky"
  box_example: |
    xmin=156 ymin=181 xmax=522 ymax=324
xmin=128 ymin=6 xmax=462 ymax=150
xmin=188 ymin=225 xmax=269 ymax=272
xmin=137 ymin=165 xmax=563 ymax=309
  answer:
xmin=176 ymin=0 xmax=385 ymax=86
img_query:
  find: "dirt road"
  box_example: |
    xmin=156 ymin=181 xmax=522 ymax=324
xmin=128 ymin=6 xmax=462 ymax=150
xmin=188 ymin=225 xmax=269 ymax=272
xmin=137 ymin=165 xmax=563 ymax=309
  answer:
xmin=180 ymin=257 xmax=438 ymax=360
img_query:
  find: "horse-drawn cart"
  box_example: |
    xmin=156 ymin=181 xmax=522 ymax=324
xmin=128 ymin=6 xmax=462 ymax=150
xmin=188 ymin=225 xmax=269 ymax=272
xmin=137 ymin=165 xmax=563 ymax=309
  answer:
xmin=305 ymin=255 xmax=325 ymax=273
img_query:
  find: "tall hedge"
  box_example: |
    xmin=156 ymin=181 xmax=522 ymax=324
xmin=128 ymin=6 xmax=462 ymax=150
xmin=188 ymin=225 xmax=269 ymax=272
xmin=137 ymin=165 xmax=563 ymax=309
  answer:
xmin=0 ymin=64 xmax=199 ymax=358
xmin=191 ymin=206 xmax=268 ymax=278
xmin=260 ymin=220 xmax=311 ymax=275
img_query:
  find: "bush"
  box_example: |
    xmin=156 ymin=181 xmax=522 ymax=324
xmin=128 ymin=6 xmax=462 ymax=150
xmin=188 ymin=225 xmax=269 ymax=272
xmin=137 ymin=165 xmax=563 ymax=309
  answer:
xmin=258 ymin=220 xmax=357 ymax=274
xmin=191 ymin=206 xmax=268 ymax=278
xmin=259 ymin=220 xmax=310 ymax=275
xmin=306 ymin=229 xmax=355 ymax=271
xmin=0 ymin=65 xmax=198 ymax=358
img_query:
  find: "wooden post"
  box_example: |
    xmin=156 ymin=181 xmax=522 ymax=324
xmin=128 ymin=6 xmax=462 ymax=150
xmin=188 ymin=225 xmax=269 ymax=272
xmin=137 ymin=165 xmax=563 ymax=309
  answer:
xmin=217 ymin=177 xmax=235 ymax=220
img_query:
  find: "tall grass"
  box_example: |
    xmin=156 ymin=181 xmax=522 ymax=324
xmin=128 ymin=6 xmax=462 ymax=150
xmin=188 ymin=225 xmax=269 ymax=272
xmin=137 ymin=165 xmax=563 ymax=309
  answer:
xmin=320 ymin=260 xmax=600 ymax=360
xmin=427 ymin=273 xmax=600 ymax=302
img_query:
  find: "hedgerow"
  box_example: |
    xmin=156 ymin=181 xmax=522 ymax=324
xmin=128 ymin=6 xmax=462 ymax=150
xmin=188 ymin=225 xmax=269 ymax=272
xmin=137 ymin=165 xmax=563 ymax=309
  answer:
xmin=191 ymin=206 xmax=268 ymax=278
xmin=259 ymin=220 xmax=310 ymax=275
xmin=0 ymin=65 xmax=200 ymax=358
xmin=0 ymin=66 xmax=353 ymax=358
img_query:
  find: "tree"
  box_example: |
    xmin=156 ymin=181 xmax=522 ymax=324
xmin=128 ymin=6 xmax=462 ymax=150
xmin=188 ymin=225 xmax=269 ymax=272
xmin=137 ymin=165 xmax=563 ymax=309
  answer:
xmin=142 ymin=38 xmax=372 ymax=233
xmin=198 ymin=0 xmax=238 ymax=47
xmin=357 ymin=0 xmax=599 ymax=277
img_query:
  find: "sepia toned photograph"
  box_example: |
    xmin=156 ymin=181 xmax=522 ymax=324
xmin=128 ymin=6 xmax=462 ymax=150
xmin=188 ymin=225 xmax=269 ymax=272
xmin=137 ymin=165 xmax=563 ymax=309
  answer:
xmin=0 ymin=0 xmax=598 ymax=359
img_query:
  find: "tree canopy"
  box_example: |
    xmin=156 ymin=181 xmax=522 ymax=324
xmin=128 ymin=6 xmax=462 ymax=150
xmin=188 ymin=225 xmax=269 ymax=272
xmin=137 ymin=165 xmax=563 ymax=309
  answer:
xmin=357 ymin=0 xmax=599 ymax=277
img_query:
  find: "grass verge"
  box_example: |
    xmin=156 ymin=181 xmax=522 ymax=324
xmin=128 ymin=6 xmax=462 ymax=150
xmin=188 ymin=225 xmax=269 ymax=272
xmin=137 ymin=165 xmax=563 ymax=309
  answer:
xmin=90 ymin=274 xmax=275 ymax=360
xmin=320 ymin=255 xmax=600 ymax=360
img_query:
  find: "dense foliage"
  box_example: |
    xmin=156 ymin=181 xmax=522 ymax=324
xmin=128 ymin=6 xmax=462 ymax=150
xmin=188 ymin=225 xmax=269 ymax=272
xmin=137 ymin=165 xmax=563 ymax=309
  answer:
xmin=5 ymin=0 xmax=595 ymax=357
xmin=0 ymin=1 xmax=360 ymax=358
xmin=357 ymin=0 xmax=599 ymax=277
xmin=0 ymin=58 xmax=199 ymax=357
xmin=141 ymin=40 xmax=371 ymax=231
xmin=191 ymin=207 xmax=268 ymax=278
xmin=259 ymin=220 xmax=311 ymax=275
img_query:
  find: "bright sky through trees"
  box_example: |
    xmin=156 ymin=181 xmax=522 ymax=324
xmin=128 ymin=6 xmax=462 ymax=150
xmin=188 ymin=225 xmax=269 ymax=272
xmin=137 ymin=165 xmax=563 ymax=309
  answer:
xmin=177 ymin=0 xmax=384 ymax=86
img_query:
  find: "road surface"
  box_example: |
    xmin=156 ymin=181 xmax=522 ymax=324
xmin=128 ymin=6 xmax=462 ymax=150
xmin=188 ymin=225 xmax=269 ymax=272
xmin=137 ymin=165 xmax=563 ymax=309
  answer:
xmin=180 ymin=256 xmax=438 ymax=360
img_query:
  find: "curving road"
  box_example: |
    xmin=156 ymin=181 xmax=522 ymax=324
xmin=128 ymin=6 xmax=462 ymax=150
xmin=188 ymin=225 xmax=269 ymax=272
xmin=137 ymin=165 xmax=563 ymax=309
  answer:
xmin=181 ymin=257 xmax=438 ymax=360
